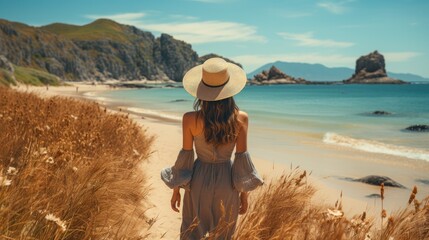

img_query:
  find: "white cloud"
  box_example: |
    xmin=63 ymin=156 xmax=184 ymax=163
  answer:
xmin=383 ymin=52 xmax=421 ymax=62
xmin=85 ymin=12 xmax=265 ymax=44
xmin=142 ymin=21 xmax=266 ymax=44
xmin=317 ymin=0 xmax=356 ymax=14
xmin=232 ymin=53 xmax=356 ymax=72
xmin=278 ymin=32 xmax=354 ymax=48
xmin=318 ymin=2 xmax=346 ymax=14
xmin=170 ymin=14 xmax=199 ymax=21
xmin=86 ymin=12 xmax=146 ymax=22
xmin=85 ymin=12 xmax=147 ymax=27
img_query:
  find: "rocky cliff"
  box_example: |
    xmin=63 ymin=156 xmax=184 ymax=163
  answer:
xmin=0 ymin=19 xmax=202 ymax=82
xmin=198 ymin=53 xmax=242 ymax=68
xmin=344 ymin=51 xmax=406 ymax=84
xmin=250 ymin=66 xmax=308 ymax=84
xmin=0 ymin=55 xmax=16 ymax=85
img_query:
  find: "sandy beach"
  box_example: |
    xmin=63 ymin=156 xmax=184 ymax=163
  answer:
xmin=16 ymin=83 xmax=429 ymax=239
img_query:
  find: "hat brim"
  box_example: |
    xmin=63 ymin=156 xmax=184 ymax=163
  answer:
xmin=183 ymin=63 xmax=247 ymax=101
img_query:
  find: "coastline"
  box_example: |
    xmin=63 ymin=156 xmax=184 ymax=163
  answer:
xmin=15 ymin=83 xmax=429 ymax=239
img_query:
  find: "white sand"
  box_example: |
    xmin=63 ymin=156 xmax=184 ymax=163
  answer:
xmin=16 ymin=83 xmax=429 ymax=239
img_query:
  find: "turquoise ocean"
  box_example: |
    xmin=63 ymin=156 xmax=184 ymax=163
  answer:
xmin=91 ymin=84 xmax=429 ymax=165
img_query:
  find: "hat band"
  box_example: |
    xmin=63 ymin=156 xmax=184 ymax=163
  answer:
xmin=202 ymin=77 xmax=230 ymax=88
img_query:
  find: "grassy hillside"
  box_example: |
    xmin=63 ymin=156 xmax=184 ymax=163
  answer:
xmin=0 ymin=66 xmax=62 ymax=87
xmin=14 ymin=66 xmax=62 ymax=86
xmin=39 ymin=22 xmax=81 ymax=35
xmin=41 ymin=19 xmax=136 ymax=42
xmin=0 ymin=69 xmax=16 ymax=87
xmin=0 ymin=18 xmax=40 ymax=37
xmin=0 ymin=88 xmax=153 ymax=239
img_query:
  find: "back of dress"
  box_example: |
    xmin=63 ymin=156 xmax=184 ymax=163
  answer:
xmin=194 ymin=134 xmax=235 ymax=163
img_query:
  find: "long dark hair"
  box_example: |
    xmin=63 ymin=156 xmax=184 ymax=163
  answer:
xmin=194 ymin=97 xmax=240 ymax=146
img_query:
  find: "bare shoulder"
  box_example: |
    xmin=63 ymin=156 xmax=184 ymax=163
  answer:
xmin=238 ymin=110 xmax=249 ymax=122
xmin=237 ymin=110 xmax=249 ymax=129
xmin=183 ymin=111 xmax=198 ymax=121
xmin=182 ymin=111 xmax=202 ymax=135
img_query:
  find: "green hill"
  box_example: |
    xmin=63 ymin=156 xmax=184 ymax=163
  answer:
xmin=14 ymin=65 xmax=62 ymax=86
xmin=0 ymin=65 xmax=62 ymax=87
xmin=41 ymin=19 xmax=135 ymax=43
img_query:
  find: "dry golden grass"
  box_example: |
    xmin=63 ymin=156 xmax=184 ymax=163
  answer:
xmin=229 ymin=169 xmax=428 ymax=240
xmin=375 ymin=186 xmax=429 ymax=240
xmin=0 ymin=87 xmax=153 ymax=239
xmin=231 ymin=168 xmax=369 ymax=240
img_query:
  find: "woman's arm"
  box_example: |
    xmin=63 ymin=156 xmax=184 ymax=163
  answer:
xmin=182 ymin=112 xmax=194 ymax=151
xmin=239 ymin=191 xmax=248 ymax=214
xmin=171 ymin=187 xmax=181 ymax=212
xmin=236 ymin=111 xmax=250 ymax=214
xmin=170 ymin=112 xmax=194 ymax=212
xmin=235 ymin=111 xmax=248 ymax=153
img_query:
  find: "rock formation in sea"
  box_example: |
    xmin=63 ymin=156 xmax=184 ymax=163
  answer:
xmin=372 ymin=110 xmax=392 ymax=115
xmin=404 ymin=125 xmax=429 ymax=132
xmin=250 ymin=66 xmax=308 ymax=85
xmin=0 ymin=19 xmax=203 ymax=82
xmin=344 ymin=51 xmax=406 ymax=84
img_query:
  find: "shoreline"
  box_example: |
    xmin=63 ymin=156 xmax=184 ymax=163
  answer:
xmin=14 ymin=83 xmax=429 ymax=239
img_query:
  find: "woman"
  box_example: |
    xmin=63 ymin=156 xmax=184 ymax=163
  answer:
xmin=161 ymin=57 xmax=263 ymax=239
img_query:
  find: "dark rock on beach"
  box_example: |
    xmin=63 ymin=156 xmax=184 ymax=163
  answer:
xmin=354 ymin=175 xmax=405 ymax=188
xmin=404 ymin=125 xmax=429 ymax=132
xmin=343 ymin=51 xmax=407 ymax=84
xmin=416 ymin=179 xmax=429 ymax=185
xmin=366 ymin=194 xmax=382 ymax=199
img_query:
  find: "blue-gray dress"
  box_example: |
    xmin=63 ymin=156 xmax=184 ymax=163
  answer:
xmin=161 ymin=134 xmax=263 ymax=239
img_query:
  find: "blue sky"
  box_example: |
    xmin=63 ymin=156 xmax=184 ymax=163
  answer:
xmin=1 ymin=0 xmax=428 ymax=77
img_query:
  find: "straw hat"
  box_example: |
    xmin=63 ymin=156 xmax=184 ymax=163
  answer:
xmin=183 ymin=57 xmax=247 ymax=101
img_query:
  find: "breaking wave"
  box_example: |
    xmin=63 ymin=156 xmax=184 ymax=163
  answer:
xmin=127 ymin=107 xmax=182 ymax=121
xmin=82 ymin=92 xmax=110 ymax=102
xmin=323 ymin=132 xmax=429 ymax=162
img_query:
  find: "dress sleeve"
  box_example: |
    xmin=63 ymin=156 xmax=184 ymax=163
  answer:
xmin=160 ymin=149 xmax=194 ymax=189
xmin=232 ymin=151 xmax=264 ymax=192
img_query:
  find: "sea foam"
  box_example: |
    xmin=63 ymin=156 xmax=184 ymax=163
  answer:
xmin=323 ymin=132 xmax=429 ymax=162
xmin=82 ymin=92 xmax=109 ymax=102
xmin=127 ymin=107 xmax=182 ymax=121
